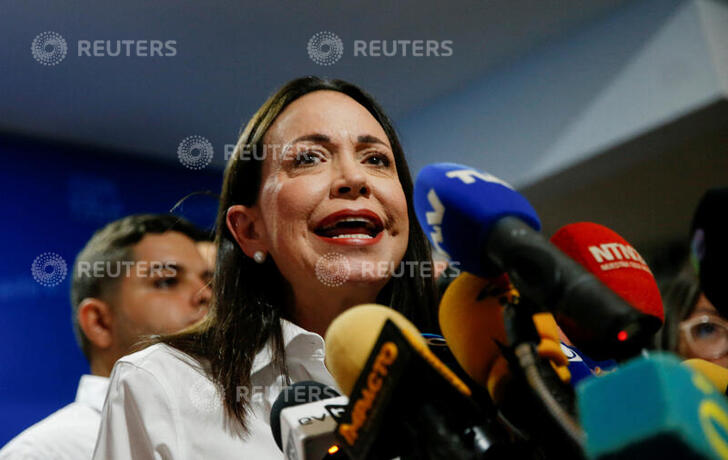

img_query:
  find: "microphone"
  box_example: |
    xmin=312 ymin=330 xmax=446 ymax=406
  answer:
xmin=439 ymin=271 xmax=584 ymax=458
xmin=324 ymin=305 xmax=427 ymax=397
xmin=684 ymin=359 xmax=728 ymax=396
xmin=578 ymin=353 xmax=728 ymax=459
xmin=414 ymin=162 xmax=661 ymax=360
xmin=270 ymin=381 xmax=349 ymax=460
xmin=550 ymin=222 xmax=664 ymax=359
xmin=325 ymin=304 xmax=497 ymax=460
xmin=438 ymin=272 xmax=571 ymax=403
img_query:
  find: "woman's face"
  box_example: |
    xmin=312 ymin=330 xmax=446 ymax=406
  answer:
xmin=678 ymin=293 xmax=728 ymax=368
xmin=242 ymin=90 xmax=409 ymax=298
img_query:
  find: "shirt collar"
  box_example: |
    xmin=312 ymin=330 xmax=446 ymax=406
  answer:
xmin=75 ymin=374 xmax=110 ymax=413
xmin=251 ymin=319 xmax=326 ymax=375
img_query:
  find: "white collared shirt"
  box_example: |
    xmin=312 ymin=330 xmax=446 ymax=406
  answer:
xmin=0 ymin=375 xmax=110 ymax=460
xmin=92 ymin=320 xmax=336 ymax=459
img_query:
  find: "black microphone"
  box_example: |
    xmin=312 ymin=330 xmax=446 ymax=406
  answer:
xmin=413 ymin=163 xmax=661 ymax=361
xmin=439 ymin=272 xmax=584 ymax=459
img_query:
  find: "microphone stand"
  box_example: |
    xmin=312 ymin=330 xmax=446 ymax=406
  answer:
xmin=502 ymin=297 xmax=586 ymax=459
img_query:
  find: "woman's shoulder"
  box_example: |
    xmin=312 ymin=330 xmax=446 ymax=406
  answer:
xmin=114 ymin=342 xmax=210 ymax=383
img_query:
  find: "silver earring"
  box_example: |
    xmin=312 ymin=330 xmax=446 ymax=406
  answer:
xmin=253 ymin=251 xmax=266 ymax=264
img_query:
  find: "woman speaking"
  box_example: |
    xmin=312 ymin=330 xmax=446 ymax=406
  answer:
xmin=92 ymin=77 xmax=438 ymax=458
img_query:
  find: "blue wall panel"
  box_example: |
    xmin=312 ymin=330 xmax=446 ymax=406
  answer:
xmin=0 ymin=135 xmax=222 ymax=445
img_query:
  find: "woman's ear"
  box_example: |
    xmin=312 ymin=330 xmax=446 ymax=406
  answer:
xmin=226 ymin=205 xmax=268 ymax=259
xmin=78 ymin=298 xmax=113 ymax=351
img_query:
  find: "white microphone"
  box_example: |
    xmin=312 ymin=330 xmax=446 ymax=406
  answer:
xmin=270 ymin=381 xmax=348 ymax=460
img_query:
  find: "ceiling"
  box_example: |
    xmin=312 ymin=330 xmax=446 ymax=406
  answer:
xmin=1 ymin=0 xmax=633 ymax=168
xmin=522 ymin=99 xmax=728 ymax=272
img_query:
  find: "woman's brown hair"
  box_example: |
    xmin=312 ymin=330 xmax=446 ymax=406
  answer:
xmin=161 ymin=76 xmax=438 ymax=432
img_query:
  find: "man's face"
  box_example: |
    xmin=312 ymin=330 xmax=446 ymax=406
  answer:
xmin=110 ymin=231 xmax=212 ymax=355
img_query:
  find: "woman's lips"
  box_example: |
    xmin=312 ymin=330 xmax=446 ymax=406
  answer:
xmin=314 ymin=209 xmax=383 ymax=231
xmin=313 ymin=208 xmax=385 ymax=245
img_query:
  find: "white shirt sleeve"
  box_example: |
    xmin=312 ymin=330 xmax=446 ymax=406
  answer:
xmin=92 ymin=361 xmax=182 ymax=460
xmin=0 ymin=442 xmax=55 ymax=460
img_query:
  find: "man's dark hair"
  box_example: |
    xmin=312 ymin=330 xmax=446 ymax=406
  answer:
xmin=70 ymin=214 xmax=209 ymax=361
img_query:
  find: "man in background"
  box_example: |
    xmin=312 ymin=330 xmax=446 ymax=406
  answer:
xmin=0 ymin=214 xmax=213 ymax=459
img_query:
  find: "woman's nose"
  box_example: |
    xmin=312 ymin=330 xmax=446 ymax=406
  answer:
xmin=331 ymin=157 xmax=370 ymax=198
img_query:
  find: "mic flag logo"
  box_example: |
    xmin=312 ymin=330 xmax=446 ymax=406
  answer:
xmin=445 ymin=168 xmax=514 ymax=189
xmin=325 ymin=404 xmax=348 ymax=423
xmin=425 ymin=189 xmax=449 ymax=258
xmin=422 ymin=166 xmax=515 ymax=260
xmin=588 ymin=242 xmax=652 ymax=274
xmin=338 ymin=341 xmax=398 ymax=446
xmin=561 ymin=343 xmax=584 ymax=362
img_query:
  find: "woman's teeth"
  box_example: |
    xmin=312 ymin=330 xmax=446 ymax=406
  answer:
xmin=330 ymin=234 xmax=373 ymax=239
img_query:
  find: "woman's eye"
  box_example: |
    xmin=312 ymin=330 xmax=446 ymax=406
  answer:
xmin=294 ymin=151 xmax=322 ymax=166
xmin=365 ymin=153 xmax=390 ymax=167
xmin=694 ymin=323 xmax=719 ymax=339
xmin=154 ymin=277 xmax=179 ymax=289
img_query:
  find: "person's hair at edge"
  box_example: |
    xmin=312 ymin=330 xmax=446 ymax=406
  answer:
xmin=158 ymin=76 xmax=439 ymax=432
xmin=655 ymin=265 xmax=701 ymax=352
xmin=169 ymin=190 xmax=219 ymax=242
xmin=70 ymin=213 xmax=210 ymax=361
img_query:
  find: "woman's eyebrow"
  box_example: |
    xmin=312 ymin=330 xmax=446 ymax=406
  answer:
xmin=291 ymin=133 xmax=331 ymax=144
xmin=357 ymin=134 xmax=388 ymax=146
xmin=289 ymin=133 xmax=388 ymax=147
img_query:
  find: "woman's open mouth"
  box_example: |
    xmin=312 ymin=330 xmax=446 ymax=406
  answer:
xmin=313 ymin=209 xmax=385 ymax=246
